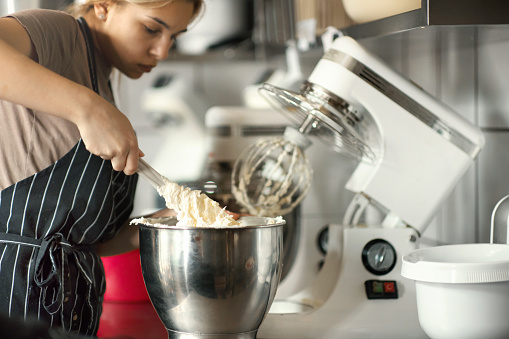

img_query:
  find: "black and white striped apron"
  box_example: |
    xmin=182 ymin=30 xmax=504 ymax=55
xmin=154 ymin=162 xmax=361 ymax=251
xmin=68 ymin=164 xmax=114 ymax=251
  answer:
xmin=0 ymin=17 xmax=138 ymax=336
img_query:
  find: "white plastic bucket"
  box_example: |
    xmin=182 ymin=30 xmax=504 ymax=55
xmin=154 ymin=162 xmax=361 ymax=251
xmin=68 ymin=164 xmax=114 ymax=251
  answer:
xmin=402 ymin=244 xmax=509 ymax=339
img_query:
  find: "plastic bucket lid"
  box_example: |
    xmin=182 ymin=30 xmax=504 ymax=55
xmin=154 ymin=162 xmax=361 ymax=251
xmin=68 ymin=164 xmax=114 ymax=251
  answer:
xmin=401 ymin=244 xmax=509 ymax=284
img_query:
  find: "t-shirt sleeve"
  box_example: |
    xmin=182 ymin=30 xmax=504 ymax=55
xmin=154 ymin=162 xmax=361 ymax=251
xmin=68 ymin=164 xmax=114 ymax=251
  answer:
xmin=10 ymin=9 xmax=81 ymax=74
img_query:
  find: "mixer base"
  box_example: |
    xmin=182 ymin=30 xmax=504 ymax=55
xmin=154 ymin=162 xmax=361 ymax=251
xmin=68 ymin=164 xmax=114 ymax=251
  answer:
xmin=258 ymin=225 xmax=428 ymax=338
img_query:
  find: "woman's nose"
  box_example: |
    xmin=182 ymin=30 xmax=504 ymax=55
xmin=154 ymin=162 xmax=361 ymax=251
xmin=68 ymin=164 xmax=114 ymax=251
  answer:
xmin=151 ymin=39 xmax=173 ymax=60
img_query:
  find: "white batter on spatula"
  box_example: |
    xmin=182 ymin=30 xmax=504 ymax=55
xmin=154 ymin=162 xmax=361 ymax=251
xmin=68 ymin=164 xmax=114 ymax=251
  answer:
xmin=155 ymin=178 xmax=240 ymax=227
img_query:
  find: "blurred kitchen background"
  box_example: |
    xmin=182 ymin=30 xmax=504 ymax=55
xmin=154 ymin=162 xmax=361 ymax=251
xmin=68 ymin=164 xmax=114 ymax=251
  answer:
xmin=4 ymin=0 xmax=509 ymax=294
xmin=117 ymin=0 xmax=509 ymax=294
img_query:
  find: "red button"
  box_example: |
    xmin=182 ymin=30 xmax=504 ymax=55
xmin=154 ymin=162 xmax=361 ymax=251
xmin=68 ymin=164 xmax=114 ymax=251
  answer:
xmin=384 ymin=282 xmax=395 ymax=293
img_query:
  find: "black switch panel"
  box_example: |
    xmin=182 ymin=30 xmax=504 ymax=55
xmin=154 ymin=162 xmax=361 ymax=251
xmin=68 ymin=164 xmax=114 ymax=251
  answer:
xmin=364 ymin=280 xmax=399 ymax=299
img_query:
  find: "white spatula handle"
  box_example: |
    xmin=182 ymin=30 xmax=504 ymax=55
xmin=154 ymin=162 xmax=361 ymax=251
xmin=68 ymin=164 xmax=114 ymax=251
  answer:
xmin=137 ymin=158 xmax=166 ymax=190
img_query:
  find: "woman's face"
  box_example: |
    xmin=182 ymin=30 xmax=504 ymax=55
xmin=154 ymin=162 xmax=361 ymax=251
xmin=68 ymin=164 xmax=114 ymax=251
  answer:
xmin=99 ymin=1 xmax=195 ymax=79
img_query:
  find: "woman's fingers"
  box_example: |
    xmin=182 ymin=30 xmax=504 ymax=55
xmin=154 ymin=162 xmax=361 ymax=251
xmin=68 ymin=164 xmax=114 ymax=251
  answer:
xmin=76 ymin=96 xmax=143 ymax=175
xmin=123 ymin=150 xmax=140 ymax=175
xmin=108 ymin=143 xmax=141 ymax=175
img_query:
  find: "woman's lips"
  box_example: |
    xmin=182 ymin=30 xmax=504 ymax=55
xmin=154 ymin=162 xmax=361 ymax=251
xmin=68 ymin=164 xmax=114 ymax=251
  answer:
xmin=139 ymin=64 xmax=155 ymax=73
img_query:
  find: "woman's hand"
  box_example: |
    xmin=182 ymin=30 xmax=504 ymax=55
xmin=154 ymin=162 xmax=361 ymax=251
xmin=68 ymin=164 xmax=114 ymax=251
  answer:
xmin=73 ymin=92 xmax=143 ymax=175
xmin=149 ymin=208 xmax=177 ymax=218
xmin=226 ymin=210 xmax=242 ymax=220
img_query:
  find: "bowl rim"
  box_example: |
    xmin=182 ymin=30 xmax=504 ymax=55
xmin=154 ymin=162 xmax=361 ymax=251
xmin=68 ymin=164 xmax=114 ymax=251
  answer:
xmin=132 ymin=216 xmax=286 ymax=230
xmin=401 ymin=243 xmax=509 ymax=283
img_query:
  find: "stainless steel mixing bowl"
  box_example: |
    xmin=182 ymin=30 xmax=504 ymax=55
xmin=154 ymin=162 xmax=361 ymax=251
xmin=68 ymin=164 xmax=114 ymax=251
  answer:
xmin=181 ymin=180 xmax=300 ymax=283
xmin=135 ymin=216 xmax=285 ymax=339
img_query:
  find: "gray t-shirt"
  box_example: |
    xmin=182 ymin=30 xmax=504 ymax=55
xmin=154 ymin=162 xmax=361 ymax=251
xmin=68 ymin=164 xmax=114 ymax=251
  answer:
xmin=0 ymin=9 xmax=114 ymax=190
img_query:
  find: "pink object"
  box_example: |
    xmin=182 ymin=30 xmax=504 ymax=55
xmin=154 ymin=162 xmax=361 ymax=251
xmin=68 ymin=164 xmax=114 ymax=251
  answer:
xmin=102 ymin=249 xmax=150 ymax=302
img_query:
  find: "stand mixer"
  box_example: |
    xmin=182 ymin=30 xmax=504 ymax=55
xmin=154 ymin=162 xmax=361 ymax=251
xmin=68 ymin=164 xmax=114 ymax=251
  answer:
xmin=230 ymin=36 xmax=485 ymax=338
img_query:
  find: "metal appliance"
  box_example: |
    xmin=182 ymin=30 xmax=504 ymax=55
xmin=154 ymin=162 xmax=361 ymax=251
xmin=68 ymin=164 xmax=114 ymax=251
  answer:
xmin=251 ymin=36 xmax=485 ymax=338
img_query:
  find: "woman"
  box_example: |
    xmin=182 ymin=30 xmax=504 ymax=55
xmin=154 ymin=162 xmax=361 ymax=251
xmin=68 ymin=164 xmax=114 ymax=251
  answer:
xmin=0 ymin=0 xmax=202 ymax=336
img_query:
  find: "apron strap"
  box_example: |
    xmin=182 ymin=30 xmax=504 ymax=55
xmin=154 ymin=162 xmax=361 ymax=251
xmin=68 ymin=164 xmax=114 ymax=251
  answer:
xmin=0 ymin=232 xmax=41 ymax=246
xmin=77 ymin=17 xmax=99 ymax=94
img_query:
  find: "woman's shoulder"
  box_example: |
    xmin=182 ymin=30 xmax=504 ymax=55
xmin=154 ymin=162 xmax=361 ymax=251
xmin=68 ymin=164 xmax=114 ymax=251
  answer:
xmin=9 ymin=9 xmax=77 ymax=30
xmin=9 ymin=9 xmax=83 ymax=71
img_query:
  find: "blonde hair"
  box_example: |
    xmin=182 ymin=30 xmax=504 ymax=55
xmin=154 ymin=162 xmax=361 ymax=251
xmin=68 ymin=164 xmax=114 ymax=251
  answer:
xmin=67 ymin=0 xmax=203 ymax=22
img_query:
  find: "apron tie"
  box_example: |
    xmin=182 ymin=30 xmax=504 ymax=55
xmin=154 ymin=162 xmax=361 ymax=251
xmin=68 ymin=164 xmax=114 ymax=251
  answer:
xmin=0 ymin=232 xmax=96 ymax=332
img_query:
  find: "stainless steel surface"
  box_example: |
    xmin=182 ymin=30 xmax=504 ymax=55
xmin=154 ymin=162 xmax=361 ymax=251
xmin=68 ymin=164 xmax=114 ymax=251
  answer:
xmin=135 ymin=216 xmax=285 ymax=339
xmin=137 ymin=158 xmax=166 ymax=189
xmin=342 ymin=0 xmax=509 ymax=40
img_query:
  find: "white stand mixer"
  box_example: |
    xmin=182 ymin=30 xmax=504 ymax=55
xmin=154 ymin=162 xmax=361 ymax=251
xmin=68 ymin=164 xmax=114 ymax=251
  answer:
xmin=253 ymin=36 xmax=485 ymax=338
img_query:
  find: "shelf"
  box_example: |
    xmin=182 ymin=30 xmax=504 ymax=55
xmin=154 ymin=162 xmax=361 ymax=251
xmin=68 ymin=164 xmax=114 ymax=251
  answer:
xmin=164 ymin=0 xmax=509 ymax=63
xmin=342 ymin=0 xmax=509 ymax=40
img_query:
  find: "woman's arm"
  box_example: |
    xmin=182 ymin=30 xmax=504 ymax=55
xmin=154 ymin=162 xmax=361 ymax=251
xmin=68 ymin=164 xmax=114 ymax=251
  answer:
xmin=0 ymin=17 xmax=142 ymax=174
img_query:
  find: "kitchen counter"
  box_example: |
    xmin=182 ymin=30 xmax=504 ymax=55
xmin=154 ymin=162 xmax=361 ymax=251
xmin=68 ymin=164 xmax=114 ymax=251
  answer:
xmin=97 ymin=301 xmax=167 ymax=339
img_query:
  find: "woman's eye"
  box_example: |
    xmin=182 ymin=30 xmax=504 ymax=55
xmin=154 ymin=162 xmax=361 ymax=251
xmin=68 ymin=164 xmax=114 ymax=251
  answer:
xmin=144 ymin=26 xmax=158 ymax=34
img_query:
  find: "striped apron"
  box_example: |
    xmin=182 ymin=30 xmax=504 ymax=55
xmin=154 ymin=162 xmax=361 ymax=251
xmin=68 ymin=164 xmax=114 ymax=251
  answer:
xmin=0 ymin=17 xmax=138 ymax=336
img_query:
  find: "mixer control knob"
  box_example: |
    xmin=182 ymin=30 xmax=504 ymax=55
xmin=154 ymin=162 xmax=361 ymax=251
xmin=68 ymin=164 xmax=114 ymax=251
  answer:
xmin=361 ymin=239 xmax=397 ymax=275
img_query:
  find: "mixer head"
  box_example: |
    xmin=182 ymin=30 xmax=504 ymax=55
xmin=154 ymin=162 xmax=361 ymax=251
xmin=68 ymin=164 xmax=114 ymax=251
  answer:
xmin=259 ymin=82 xmax=381 ymax=164
xmin=230 ymin=69 xmax=383 ymax=218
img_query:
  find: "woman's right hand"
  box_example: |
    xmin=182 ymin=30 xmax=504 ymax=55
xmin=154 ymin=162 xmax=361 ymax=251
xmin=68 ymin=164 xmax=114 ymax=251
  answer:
xmin=73 ymin=92 xmax=143 ymax=175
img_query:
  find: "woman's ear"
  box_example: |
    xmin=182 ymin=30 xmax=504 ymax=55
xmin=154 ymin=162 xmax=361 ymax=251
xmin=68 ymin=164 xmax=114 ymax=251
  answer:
xmin=93 ymin=2 xmax=111 ymax=21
